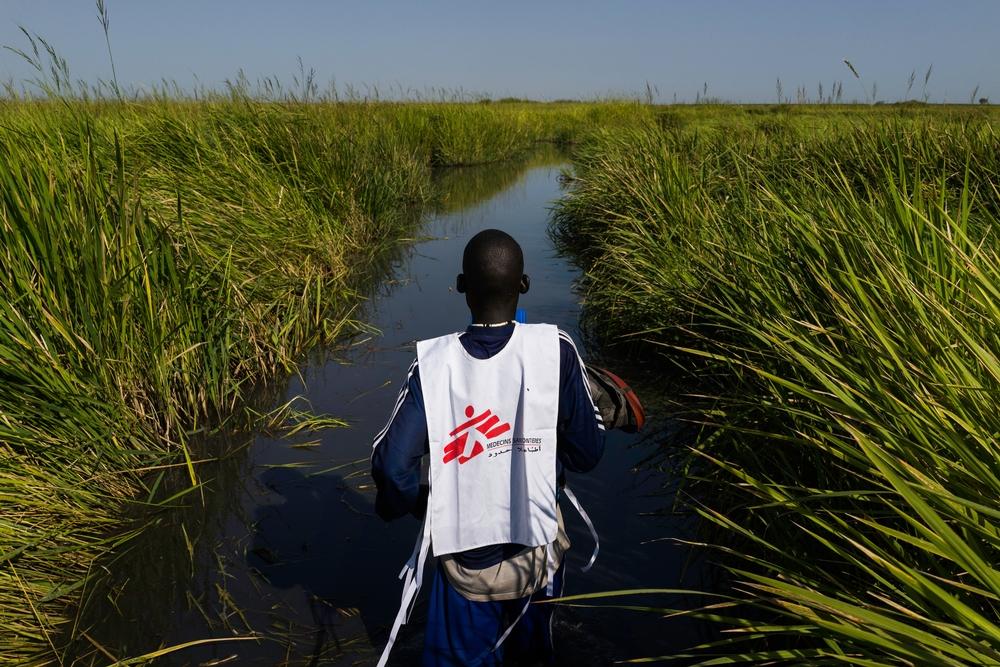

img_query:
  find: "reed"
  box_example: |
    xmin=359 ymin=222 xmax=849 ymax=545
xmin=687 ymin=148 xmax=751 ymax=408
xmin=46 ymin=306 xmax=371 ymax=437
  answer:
xmin=553 ymin=111 xmax=1000 ymax=663
xmin=0 ymin=97 xmax=650 ymax=664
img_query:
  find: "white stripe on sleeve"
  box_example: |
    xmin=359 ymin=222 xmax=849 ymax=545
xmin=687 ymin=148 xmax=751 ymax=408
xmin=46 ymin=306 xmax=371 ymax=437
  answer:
xmin=558 ymin=329 xmax=605 ymax=431
xmin=371 ymin=358 xmax=419 ymax=460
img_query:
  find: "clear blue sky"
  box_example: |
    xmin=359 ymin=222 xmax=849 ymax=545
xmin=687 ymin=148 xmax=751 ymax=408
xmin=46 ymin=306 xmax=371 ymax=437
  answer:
xmin=2 ymin=1 xmax=998 ymax=103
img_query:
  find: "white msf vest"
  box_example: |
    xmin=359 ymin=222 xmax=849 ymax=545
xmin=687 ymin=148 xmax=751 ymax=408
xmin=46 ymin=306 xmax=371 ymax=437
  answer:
xmin=420 ymin=322 xmax=560 ymax=555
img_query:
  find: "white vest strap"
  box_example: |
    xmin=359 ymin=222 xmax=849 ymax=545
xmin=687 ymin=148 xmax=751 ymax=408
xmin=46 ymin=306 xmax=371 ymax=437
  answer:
xmin=377 ymin=511 xmax=433 ymax=667
xmin=379 ymin=510 xmax=534 ymax=667
xmin=496 ymin=593 xmax=533 ymax=647
xmin=378 ymin=485 xmax=599 ymax=666
xmin=545 ymin=540 xmax=560 ymax=597
xmin=469 ymin=557 xmax=539 ymax=666
xmin=562 ymin=486 xmax=599 ymax=573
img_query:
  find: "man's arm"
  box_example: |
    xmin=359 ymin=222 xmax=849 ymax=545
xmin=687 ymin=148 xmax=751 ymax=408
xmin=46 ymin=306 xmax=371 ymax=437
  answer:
xmin=371 ymin=359 xmax=429 ymax=521
xmin=556 ymin=330 xmax=606 ymax=473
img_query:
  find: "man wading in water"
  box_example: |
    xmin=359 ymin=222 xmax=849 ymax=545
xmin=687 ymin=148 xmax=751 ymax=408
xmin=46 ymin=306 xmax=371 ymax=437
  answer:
xmin=371 ymin=229 xmax=608 ymax=666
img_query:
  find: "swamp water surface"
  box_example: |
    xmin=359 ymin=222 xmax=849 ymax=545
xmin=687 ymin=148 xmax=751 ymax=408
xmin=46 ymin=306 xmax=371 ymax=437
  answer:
xmin=84 ymin=151 xmax=707 ymax=666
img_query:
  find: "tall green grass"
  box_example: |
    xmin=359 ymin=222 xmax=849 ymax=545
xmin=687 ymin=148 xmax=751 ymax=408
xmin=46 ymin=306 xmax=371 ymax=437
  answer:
xmin=0 ymin=98 xmax=651 ymax=664
xmin=553 ymin=112 xmax=1000 ymax=663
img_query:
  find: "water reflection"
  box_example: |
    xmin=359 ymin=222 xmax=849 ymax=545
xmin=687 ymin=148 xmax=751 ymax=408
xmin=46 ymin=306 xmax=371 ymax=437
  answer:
xmin=63 ymin=427 xmax=259 ymax=665
xmin=431 ymin=144 xmax=566 ymax=215
xmin=75 ymin=146 xmax=707 ymax=666
xmin=248 ymin=469 xmax=397 ymax=638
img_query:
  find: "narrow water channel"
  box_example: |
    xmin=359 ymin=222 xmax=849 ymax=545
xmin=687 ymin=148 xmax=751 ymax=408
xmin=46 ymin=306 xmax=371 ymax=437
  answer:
xmin=86 ymin=151 xmax=705 ymax=666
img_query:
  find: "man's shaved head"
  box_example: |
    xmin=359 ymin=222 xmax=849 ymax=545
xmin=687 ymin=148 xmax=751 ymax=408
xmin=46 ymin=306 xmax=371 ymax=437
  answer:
xmin=457 ymin=229 xmax=529 ymax=322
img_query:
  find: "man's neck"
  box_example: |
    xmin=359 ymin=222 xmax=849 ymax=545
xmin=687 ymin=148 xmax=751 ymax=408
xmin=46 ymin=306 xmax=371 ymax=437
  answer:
xmin=469 ymin=320 xmax=514 ymax=328
xmin=469 ymin=306 xmax=516 ymax=326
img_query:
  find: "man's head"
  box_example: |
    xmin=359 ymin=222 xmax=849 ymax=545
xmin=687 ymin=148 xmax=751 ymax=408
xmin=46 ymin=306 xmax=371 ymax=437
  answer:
xmin=456 ymin=229 xmax=529 ymax=323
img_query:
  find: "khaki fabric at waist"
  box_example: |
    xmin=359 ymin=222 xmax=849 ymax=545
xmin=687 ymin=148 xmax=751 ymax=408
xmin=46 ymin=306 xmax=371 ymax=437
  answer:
xmin=439 ymin=506 xmax=571 ymax=602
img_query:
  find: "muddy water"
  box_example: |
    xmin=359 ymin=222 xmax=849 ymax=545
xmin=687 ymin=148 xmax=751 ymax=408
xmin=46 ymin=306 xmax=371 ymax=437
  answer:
xmin=88 ymin=152 xmax=706 ymax=666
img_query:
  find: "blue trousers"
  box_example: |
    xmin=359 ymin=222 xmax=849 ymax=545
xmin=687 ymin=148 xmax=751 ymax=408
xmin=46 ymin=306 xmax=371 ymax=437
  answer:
xmin=421 ymin=561 xmax=565 ymax=667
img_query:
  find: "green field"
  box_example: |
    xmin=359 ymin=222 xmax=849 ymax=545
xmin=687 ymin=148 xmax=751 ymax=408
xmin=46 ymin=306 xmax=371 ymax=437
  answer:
xmin=554 ymin=103 xmax=1000 ymax=663
xmin=0 ymin=98 xmax=649 ymax=664
xmin=3 ymin=97 xmax=1000 ymax=664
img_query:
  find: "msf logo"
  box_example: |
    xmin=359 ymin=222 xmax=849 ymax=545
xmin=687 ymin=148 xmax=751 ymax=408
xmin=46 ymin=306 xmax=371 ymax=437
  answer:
xmin=442 ymin=405 xmax=511 ymax=465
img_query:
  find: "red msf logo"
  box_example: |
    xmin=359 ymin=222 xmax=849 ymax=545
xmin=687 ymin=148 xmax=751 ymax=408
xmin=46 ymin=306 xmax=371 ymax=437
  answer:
xmin=442 ymin=405 xmax=511 ymax=464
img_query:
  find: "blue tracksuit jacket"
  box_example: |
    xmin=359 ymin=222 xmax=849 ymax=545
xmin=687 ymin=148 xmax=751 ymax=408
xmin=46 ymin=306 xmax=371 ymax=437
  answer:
xmin=370 ymin=323 xmax=605 ymax=569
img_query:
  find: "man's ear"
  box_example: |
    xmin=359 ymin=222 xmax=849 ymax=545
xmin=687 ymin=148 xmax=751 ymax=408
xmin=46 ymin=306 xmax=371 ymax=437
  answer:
xmin=519 ymin=274 xmax=530 ymax=295
xmin=456 ymin=273 xmax=466 ymax=294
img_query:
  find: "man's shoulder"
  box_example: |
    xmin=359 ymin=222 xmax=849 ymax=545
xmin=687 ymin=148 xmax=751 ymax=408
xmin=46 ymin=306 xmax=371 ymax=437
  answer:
xmin=522 ymin=325 xmax=584 ymax=374
xmin=518 ymin=322 xmax=559 ymax=335
xmin=415 ymin=331 xmax=461 ymax=358
xmin=553 ymin=327 xmax=583 ymax=355
xmin=518 ymin=322 xmax=571 ymax=337
xmin=517 ymin=323 xmax=578 ymax=352
xmin=417 ymin=330 xmax=463 ymax=344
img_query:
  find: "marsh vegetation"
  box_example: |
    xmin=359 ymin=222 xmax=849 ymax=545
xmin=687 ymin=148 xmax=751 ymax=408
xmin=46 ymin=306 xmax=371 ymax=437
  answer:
xmin=554 ymin=104 xmax=1000 ymax=664
xmin=0 ymin=97 xmax=649 ymax=664
xmin=3 ymin=42 xmax=1000 ymax=662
